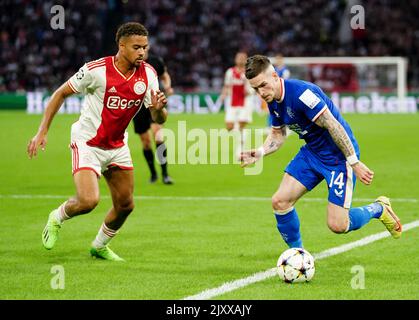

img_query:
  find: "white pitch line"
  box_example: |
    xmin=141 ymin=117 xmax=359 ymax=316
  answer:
xmin=183 ymin=220 xmax=419 ymax=300
xmin=0 ymin=194 xmax=417 ymax=203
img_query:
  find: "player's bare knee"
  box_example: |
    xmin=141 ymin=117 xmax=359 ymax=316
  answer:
xmin=226 ymin=123 xmax=234 ymax=131
xmin=272 ymin=195 xmax=293 ymax=212
xmin=115 ymin=200 xmax=135 ymax=216
xmin=327 ymin=219 xmax=347 ymax=234
xmin=77 ymin=195 xmax=99 ymax=214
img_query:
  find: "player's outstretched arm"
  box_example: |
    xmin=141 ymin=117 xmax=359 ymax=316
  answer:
xmin=149 ymin=89 xmax=168 ymax=124
xmin=27 ymin=83 xmax=75 ymax=159
xmin=315 ymin=109 xmax=374 ymax=185
xmin=240 ymin=126 xmax=287 ymax=167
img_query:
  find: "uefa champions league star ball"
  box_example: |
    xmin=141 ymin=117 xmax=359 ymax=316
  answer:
xmin=276 ymin=248 xmax=315 ymax=283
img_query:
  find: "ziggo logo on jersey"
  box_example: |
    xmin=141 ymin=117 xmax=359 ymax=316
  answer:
xmin=106 ymin=96 xmax=142 ymax=109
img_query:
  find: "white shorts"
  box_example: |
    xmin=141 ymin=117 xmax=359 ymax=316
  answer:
xmin=224 ymin=96 xmax=254 ymax=124
xmin=70 ymin=140 xmax=134 ymax=177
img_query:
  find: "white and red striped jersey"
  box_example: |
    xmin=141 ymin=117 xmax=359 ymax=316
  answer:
xmin=224 ymin=67 xmax=252 ymax=107
xmin=67 ymin=56 xmax=159 ymax=149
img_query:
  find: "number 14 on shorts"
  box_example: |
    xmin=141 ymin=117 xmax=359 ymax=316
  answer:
xmin=329 ymin=170 xmax=345 ymax=189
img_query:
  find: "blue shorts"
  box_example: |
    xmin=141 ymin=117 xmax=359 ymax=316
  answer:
xmin=285 ymin=147 xmax=357 ymax=209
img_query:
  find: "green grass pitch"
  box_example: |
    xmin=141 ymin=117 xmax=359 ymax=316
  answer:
xmin=0 ymin=111 xmax=418 ymax=299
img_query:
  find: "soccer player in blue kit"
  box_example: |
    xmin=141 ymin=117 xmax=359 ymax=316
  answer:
xmin=240 ymin=55 xmax=402 ymax=249
xmin=266 ymin=54 xmax=291 ymax=128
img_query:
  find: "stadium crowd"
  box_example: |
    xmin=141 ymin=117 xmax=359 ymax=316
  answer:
xmin=0 ymin=0 xmax=418 ymax=92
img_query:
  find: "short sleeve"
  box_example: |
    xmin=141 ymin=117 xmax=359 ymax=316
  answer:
xmin=268 ymin=105 xmax=285 ymax=128
xmin=143 ymin=71 xmax=160 ymax=108
xmin=224 ymin=68 xmax=233 ymax=86
xmin=67 ymin=64 xmax=94 ymax=94
xmin=297 ymin=88 xmax=328 ymax=122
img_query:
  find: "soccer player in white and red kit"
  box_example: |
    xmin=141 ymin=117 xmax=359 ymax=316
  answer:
xmin=27 ymin=22 xmax=168 ymax=261
xmin=220 ymin=52 xmax=254 ymax=132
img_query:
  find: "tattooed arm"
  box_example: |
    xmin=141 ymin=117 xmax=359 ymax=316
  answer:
xmin=315 ymin=108 xmax=374 ymax=185
xmin=315 ymin=109 xmax=356 ymax=159
xmin=240 ymin=126 xmax=287 ymax=167
xmin=261 ymin=126 xmax=287 ymax=155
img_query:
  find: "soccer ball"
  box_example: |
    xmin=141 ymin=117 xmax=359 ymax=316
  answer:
xmin=276 ymin=248 xmax=315 ymax=283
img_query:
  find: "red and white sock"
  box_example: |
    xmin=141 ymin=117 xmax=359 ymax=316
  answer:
xmin=54 ymin=201 xmax=70 ymax=224
xmin=92 ymin=223 xmax=118 ymax=249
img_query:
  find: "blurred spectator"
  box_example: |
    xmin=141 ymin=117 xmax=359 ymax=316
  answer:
xmin=0 ymin=0 xmax=418 ymax=93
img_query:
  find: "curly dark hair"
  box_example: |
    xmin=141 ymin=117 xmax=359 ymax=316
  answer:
xmin=115 ymin=22 xmax=148 ymax=44
xmin=245 ymin=55 xmax=271 ymax=79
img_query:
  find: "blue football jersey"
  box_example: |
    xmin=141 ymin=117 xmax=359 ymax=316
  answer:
xmin=269 ymin=79 xmax=359 ymax=164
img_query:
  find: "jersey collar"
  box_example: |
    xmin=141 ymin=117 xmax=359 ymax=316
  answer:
xmin=112 ymin=56 xmax=137 ymax=81
xmin=276 ymin=78 xmax=285 ymax=103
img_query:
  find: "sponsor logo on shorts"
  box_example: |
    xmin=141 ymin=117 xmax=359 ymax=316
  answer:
xmin=334 ymin=189 xmax=344 ymax=198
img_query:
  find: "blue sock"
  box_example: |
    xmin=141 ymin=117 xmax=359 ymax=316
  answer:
xmin=274 ymin=208 xmax=303 ymax=248
xmin=347 ymin=203 xmax=383 ymax=232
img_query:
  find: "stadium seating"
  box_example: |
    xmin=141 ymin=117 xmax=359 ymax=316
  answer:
xmin=0 ymin=0 xmax=417 ymax=92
